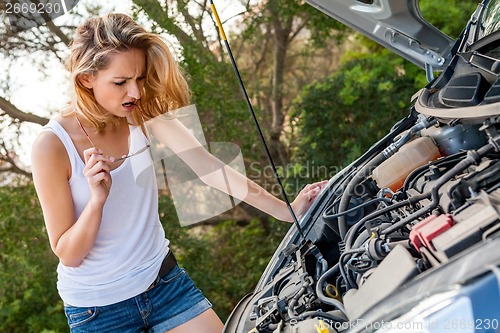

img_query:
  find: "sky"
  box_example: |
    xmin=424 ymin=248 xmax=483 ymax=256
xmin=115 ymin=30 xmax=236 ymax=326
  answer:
xmin=5 ymin=56 xmax=69 ymax=166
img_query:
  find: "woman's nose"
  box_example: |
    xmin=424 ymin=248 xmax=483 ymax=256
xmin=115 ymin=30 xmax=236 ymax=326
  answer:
xmin=128 ymin=83 xmax=141 ymax=99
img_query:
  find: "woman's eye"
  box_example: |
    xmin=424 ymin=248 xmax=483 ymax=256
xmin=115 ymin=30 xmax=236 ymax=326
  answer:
xmin=138 ymin=76 xmax=146 ymax=81
xmin=114 ymin=81 xmax=126 ymax=86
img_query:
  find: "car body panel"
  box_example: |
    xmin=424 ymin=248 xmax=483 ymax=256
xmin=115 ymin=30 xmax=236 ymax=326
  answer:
xmin=305 ymin=0 xmax=456 ymax=70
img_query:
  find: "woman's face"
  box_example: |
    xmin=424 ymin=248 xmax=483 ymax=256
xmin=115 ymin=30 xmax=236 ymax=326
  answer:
xmin=83 ymin=48 xmax=147 ymax=117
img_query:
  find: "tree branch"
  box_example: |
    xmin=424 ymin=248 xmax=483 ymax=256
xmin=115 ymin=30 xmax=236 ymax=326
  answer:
xmin=0 ymin=141 xmax=31 ymax=178
xmin=289 ymin=19 xmax=308 ymax=42
xmin=133 ymin=0 xmax=216 ymax=62
xmin=179 ymin=0 xmax=206 ymax=45
xmin=0 ymin=96 xmax=49 ymax=125
xmin=44 ymin=20 xmax=71 ymax=46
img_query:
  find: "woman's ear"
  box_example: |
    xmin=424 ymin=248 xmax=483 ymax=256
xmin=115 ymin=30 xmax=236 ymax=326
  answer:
xmin=78 ymin=74 xmax=94 ymax=89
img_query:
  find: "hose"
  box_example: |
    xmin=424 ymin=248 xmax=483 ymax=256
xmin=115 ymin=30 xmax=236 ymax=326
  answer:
xmin=315 ymin=263 xmax=347 ymax=315
xmin=323 ymin=197 xmax=392 ymax=222
xmin=338 ymin=248 xmax=365 ymax=290
xmin=316 ymin=257 xmax=328 ymax=281
xmin=381 ymin=142 xmax=495 ymax=235
xmin=337 ymin=152 xmax=387 ymax=238
xmin=287 ymin=279 xmax=311 ymax=318
xmin=336 ymin=118 xmax=437 ymax=239
xmin=344 ymin=193 xmax=430 ymax=250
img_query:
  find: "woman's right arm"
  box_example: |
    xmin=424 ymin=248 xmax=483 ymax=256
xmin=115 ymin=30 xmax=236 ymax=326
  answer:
xmin=31 ymin=131 xmax=112 ymax=267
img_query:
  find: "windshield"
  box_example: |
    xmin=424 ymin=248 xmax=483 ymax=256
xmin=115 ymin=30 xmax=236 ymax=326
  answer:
xmin=480 ymin=0 xmax=500 ymax=40
xmin=470 ymin=0 xmax=500 ymax=60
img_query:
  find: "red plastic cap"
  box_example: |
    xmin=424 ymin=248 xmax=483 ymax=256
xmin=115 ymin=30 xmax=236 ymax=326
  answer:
xmin=410 ymin=214 xmax=454 ymax=252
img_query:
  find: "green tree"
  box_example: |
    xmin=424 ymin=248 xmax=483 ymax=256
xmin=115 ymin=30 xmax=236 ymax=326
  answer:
xmin=231 ymin=0 xmax=347 ymax=165
xmin=288 ymin=51 xmax=420 ymax=191
xmin=419 ymin=0 xmax=478 ymax=38
xmin=131 ymin=0 xmax=253 ymax=153
xmin=184 ymin=219 xmax=289 ymax=319
xmin=288 ymin=0 xmax=480 ymax=190
xmin=0 ymin=185 xmax=66 ymax=333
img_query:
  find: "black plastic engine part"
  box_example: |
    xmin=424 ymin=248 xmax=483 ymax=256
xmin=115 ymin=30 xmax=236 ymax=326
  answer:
xmin=449 ymin=160 xmax=500 ymax=210
xmin=439 ymin=72 xmax=488 ymax=107
xmin=432 ymin=189 xmax=500 ymax=262
xmin=483 ymin=76 xmax=500 ymax=104
xmin=342 ymin=245 xmax=419 ymax=319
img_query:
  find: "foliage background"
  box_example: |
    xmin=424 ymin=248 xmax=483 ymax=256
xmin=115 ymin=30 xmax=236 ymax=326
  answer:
xmin=0 ymin=0 xmax=478 ymax=331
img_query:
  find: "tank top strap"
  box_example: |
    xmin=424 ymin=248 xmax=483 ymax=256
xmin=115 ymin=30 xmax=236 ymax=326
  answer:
xmin=42 ymin=119 xmax=85 ymax=179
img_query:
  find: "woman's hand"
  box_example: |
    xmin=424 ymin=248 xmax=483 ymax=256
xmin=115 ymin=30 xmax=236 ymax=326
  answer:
xmin=82 ymin=147 xmax=114 ymax=204
xmin=288 ymin=180 xmax=329 ymax=222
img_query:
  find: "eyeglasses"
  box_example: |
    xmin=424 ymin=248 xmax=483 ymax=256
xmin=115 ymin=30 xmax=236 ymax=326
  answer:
xmin=75 ymin=115 xmax=151 ymax=163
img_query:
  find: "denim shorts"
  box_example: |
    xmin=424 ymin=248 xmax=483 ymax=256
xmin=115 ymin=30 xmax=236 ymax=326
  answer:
xmin=63 ymin=265 xmax=212 ymax=333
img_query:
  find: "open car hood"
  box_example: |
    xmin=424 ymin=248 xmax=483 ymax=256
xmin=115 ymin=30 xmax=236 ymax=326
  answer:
xmin=305 ymin=0 xmax=456 ymax=70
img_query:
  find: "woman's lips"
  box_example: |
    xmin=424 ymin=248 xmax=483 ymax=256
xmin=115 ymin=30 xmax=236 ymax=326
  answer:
xmin=122 ymin=102 xmax=136 ymax=111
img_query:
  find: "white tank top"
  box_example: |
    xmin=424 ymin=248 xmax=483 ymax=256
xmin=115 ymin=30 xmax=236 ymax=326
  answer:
xmin=43 ymin=119 xmax=169 ymax=307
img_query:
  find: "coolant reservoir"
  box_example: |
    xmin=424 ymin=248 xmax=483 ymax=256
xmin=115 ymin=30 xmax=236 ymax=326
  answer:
xmin=372 ymin=136 xmax=441 ymax=191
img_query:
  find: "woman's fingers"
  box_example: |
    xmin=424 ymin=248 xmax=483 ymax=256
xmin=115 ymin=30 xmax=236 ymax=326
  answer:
xmin=85 ymin=162 xmax=110 ymax=183
xmin=83 ymin=147 xmax=115 ymax=164
xmin=83 ymin=147 xmax=101 ymax=164
xmin=87 ymin=160 xmax=111 ymax=175
xmin=301 ymin=180 xmax=328 ymax=201
xmin=82 ymin=147 xmax=114 ymax=193
xmin=289 ymin=180 xmax=329 ymax=220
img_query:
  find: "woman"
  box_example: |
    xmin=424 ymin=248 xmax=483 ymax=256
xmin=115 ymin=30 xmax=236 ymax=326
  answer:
xmin=31 ymin=13 xmax=326 ymax=333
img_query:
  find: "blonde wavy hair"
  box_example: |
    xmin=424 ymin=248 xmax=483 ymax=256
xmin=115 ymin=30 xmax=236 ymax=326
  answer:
xmin=65 ymin=13 xmax=190 ymax=130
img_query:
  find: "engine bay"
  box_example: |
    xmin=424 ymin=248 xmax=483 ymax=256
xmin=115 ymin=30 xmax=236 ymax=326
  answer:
xmin=241 ymin=96 xmax=500 ymax=333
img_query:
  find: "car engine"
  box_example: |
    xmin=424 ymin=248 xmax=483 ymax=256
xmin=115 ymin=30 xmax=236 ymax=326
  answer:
xmin=243 ymin=81 xmax=500 ymax=333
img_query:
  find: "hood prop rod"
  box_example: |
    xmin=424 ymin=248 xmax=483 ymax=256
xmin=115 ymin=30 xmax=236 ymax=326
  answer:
xmin=210 ymin=1 xmax=305 ymax=239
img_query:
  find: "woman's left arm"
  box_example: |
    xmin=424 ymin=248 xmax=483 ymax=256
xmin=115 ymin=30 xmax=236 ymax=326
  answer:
xmin=148 ymin=117 xmax=327 ymax=222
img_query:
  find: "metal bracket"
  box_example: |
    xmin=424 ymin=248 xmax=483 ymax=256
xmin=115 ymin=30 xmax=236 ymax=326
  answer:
xmin=385 ymin=29 xmax=446 ymax=68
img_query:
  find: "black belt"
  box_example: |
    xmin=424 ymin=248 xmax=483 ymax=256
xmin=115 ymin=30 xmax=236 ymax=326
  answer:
xmin=147 ymin=251 xmax=177 ymax=291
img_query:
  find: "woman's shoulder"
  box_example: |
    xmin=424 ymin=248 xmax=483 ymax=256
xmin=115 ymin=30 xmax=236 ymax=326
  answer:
xmin=45 ymin=113 xmax=84 ymax=139
xmin=34 ymin=114 xmax=71 ymax=143
xmin=32 ymin=115 xmax=75 ymax=164
xmin=32 ymin=123 xmax=67 ymax=160
xmin=32 ymin=118 xmax=73 ymax=180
